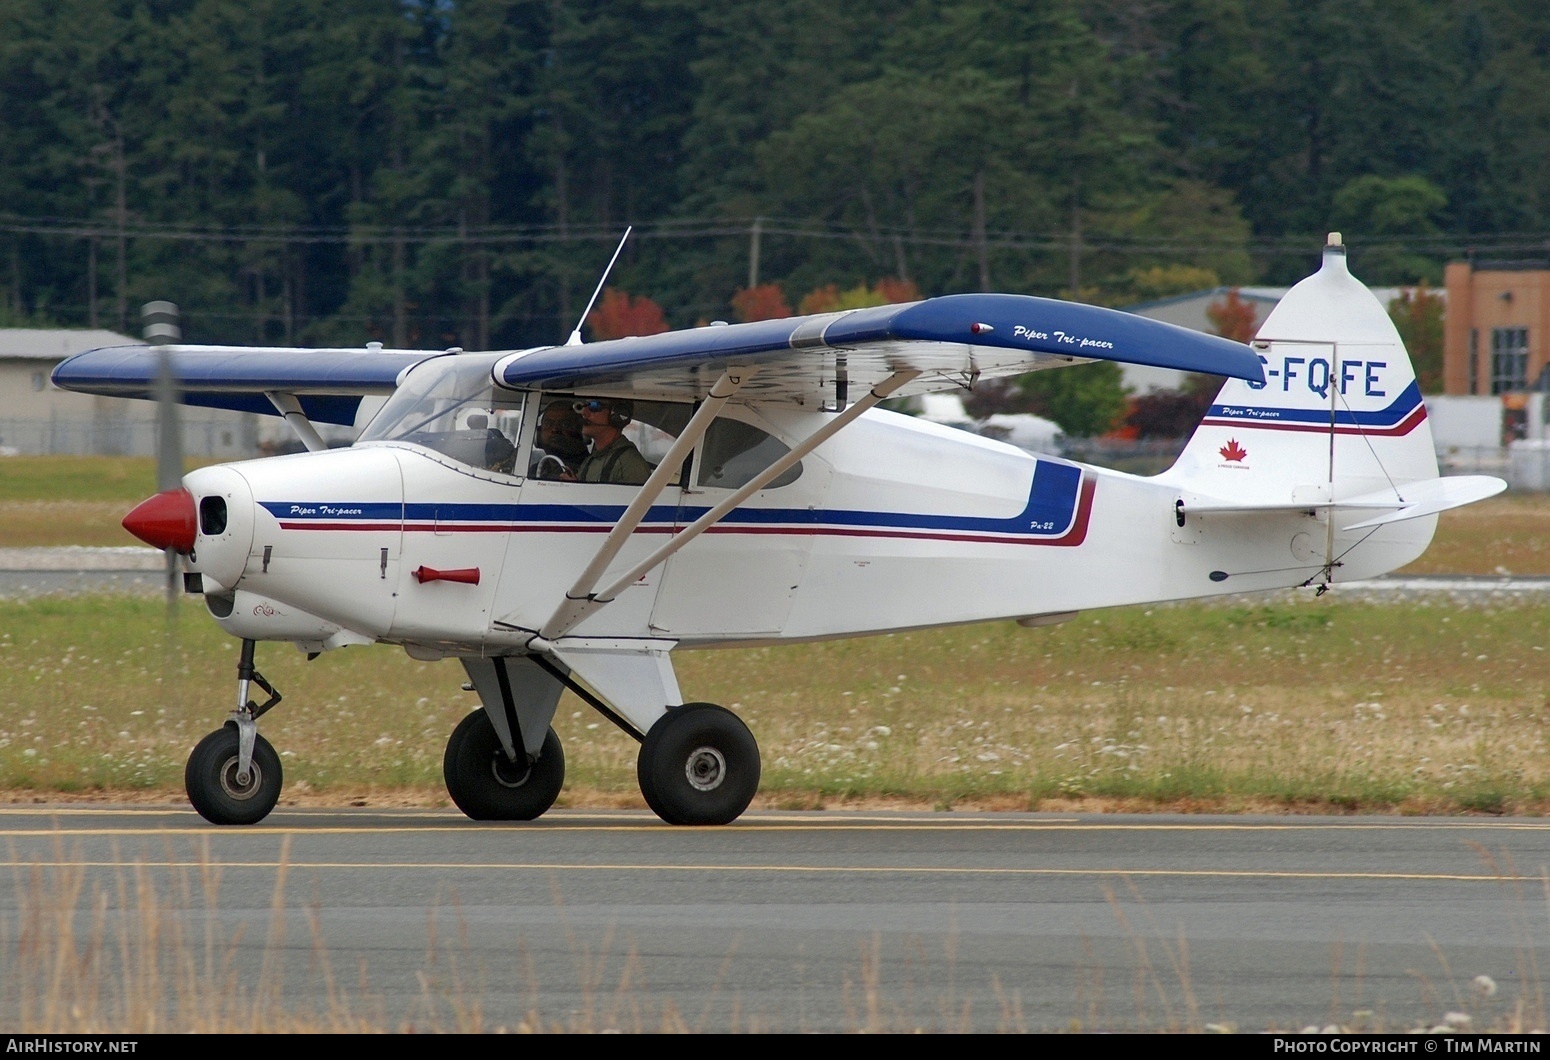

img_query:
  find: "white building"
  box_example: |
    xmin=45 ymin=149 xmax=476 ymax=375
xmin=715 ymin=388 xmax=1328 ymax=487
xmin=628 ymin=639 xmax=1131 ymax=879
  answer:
xmin=0 ymin=328 xmax=258 ymax=457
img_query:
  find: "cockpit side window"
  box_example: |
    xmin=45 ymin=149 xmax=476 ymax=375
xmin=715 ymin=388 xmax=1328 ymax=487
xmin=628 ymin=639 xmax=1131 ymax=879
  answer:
xmin=530 ymin=395 xmax=694 ymax=485
xmin=523 ymin=395 xmax=801 ymax=491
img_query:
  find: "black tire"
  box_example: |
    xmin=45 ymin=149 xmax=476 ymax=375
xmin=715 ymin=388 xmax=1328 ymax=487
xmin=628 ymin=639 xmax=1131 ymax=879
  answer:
xmin=636 ymin=703 xmax=760 ymax=826
xmin=185 ymin=723 xmax=283 ymax=825
xmin=442 ymin=710 xmax=565 ymax=821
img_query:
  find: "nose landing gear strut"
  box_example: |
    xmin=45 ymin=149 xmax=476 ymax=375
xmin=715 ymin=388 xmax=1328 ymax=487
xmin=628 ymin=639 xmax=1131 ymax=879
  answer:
xmin=184 ymin=639 xmax=286 ymax=825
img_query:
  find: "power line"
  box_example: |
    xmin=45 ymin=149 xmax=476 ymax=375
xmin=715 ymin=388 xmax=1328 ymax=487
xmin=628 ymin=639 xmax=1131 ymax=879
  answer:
xmin=2 ymin=211 xmax=1544 ymax=259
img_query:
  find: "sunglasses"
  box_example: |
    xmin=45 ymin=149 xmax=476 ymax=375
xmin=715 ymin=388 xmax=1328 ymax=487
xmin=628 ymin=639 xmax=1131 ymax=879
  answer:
xmin=574 ymin=400 xmax=610 ymax=413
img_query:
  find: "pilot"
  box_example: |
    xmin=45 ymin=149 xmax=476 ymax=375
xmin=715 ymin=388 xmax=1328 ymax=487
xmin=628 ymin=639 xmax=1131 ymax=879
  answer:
xmin=533 ymin=399 xmax=588 ymax=478
xmin=570 ymin=398 xmax=651 ymax=485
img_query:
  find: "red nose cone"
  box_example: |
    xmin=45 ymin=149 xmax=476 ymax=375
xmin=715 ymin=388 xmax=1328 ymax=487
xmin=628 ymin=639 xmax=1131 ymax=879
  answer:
xmin=122 ymin=488 xmax=197 ymax=552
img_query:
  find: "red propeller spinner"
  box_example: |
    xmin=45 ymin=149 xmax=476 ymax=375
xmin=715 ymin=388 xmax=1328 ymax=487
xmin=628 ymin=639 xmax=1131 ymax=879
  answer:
xmin=122 ymin=488 xmax=197 ymax=553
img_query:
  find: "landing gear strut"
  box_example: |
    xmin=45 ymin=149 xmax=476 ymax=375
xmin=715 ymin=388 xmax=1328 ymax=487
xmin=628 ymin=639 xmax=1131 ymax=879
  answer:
xmin=185 ymin=639 xmax=284 ymax=825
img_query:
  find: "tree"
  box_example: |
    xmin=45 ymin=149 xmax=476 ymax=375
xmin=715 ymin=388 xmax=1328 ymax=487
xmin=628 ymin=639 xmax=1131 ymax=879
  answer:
xmin=1123 ymin=372 xmax=1223 ymax=439
xmin=1019 ymin=362 xmax=1129 ymax=438
xmin=1207 ymin=287 xmax=1258 ymax=342
xmin=1123 ymin=263 xmax=1220 ymax=304
xmin=961 ymin=376 xmax=1037 ymax=420
xmin=731 ymin=283 xmax=791 ymax=322
xmin=874 ymin=277 xmax=920 ymax=304
xmin=1388 ymin=284 xmax=1444 ymax=393
xmin=1332 ymin=174 xmax=1448 ymax=284
xmin=588 ymin=287 xmax=668 ymax=338
xmin=796 ymin=278 xmax=920 ymax=314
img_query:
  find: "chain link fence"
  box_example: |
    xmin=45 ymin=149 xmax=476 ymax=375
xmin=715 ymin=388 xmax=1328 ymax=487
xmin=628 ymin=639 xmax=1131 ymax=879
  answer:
xmin=0 ymin=416 xmax=261 ymax=459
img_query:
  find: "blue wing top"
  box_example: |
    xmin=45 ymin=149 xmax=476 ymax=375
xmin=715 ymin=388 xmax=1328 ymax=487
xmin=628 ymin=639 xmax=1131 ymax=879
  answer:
xmin=51 ymin=293 xmax=1263 ymax=420
xmin=495 ymin=293 xmax=1263 ymax=404
xmin=51 ymin=344 xmax=443 ymax=425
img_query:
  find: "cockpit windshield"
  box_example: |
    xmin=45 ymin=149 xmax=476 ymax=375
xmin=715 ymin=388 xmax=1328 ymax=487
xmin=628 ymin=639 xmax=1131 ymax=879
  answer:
xmin=356 ymin=353 xmax=523 ymax=474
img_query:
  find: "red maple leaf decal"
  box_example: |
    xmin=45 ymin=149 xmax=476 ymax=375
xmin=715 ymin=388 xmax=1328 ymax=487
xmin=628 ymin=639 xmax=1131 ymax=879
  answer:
xmin=1219 ymin=438 xmax=1247 ymax=462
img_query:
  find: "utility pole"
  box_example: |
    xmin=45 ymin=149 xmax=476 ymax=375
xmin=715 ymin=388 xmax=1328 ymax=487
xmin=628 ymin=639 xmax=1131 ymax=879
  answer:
xmin=973 ymin=171 xmax=989 ymax=291
xmin=748 ymin=216 xmax=762 ymax=290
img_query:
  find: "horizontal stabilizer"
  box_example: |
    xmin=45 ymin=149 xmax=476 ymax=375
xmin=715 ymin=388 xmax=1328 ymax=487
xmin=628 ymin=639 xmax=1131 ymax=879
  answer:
xmin=1339 ymin=475 xmax=1507 ymax=530
xmin=1179 ymin=475 xmax=1506 ymax=527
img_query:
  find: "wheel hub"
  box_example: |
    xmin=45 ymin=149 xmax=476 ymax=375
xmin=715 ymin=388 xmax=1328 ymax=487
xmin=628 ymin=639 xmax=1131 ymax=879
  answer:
xmin=684 ymin=746 xmax=726 ymax=791
xmin=489 ymin=752 xmax=533 ymax=789
xmin=218 ymin=757 xmax=263 ymax=801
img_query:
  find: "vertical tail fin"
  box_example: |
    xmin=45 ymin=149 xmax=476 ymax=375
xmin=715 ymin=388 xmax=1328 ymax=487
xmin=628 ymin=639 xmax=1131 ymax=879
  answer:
xmin=1162 ymin=234 xmax=1503 ymax=582
xmin=1171 ymin=233 xmax=1437 ymax=503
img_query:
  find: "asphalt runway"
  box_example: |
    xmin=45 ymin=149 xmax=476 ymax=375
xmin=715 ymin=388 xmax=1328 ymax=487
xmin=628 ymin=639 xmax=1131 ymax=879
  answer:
xmin=2 ymin=804 xmax=1547 ymax=1033
xmin=3 ymin=552 xmax=1548 ymax=1032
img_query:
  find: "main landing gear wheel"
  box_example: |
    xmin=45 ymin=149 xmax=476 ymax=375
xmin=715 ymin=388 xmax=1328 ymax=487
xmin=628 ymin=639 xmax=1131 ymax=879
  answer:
xmin=185 ymin=723 xmax=283 ymax=826
xmin=637 ymin=703 xmax=760 ymax=826
xmin=442 ymin=710 xmax=566 ymax=821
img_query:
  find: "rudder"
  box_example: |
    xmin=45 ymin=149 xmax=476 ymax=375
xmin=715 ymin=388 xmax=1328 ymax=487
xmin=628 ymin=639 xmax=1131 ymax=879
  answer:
xmin=1169 ymin=233 xmax=1437 ymax=507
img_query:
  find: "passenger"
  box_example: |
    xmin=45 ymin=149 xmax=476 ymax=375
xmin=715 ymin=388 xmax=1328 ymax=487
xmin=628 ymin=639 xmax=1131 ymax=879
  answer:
xmin=533 ymin=399 xmax=588 ymax=478
xmin=569 ymin=398 xmax=651 ymax=485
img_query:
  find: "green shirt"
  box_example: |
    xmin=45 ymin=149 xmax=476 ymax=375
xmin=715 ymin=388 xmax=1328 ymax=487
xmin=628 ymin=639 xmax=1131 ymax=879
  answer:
xmin=577 ymin=435 xmax=651 ymax=485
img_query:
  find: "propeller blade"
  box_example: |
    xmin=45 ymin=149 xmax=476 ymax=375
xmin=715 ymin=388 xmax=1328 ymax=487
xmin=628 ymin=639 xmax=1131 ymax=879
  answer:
xmin=144 ymin=301 xmax=183 ymax=492
xmin=142 ymin=301 xmax=183 ymax=613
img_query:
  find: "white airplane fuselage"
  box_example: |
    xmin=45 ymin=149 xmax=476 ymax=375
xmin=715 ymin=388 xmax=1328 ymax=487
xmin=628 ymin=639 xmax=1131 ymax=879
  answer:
xmin=179 ymin=401 xmax=1437 ymax=661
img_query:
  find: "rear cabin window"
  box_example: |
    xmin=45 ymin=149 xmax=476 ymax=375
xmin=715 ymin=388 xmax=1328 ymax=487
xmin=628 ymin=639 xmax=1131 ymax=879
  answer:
xmin=699 ymin=418 xmax=801 ymax=489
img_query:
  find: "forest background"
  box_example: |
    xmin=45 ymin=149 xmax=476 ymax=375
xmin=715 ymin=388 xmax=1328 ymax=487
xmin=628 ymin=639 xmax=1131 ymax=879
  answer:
xmin=0 ymin=0 xmax=1542 ymax=433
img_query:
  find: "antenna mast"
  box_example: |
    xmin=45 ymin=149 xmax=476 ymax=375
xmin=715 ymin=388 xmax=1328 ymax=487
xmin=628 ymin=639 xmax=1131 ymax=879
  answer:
xmin=567 ymin=226 xmax=632 ymax=346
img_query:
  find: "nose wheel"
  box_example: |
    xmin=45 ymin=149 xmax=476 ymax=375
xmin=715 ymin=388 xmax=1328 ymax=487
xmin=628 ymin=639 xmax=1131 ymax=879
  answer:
xmin=185 ymin=637 xmax=286 ymax=825
xmin=636 ymin=703 xmax=760 ymax=826
xmin=185 ymin=723 xmax=283 ymax=825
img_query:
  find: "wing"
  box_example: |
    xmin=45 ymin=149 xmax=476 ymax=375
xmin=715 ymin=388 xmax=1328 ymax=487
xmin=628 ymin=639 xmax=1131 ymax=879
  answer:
xmin=50 ymin=344 xmax=444 ymax=425
xmin=50 ymin=292 xmax=1263 ymax=420
xmin=494 ymin=293 xmax=1265 ymax=404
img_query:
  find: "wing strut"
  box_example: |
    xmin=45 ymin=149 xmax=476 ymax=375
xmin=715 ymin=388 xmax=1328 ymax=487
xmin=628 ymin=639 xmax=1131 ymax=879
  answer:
xmin=535 ymin=367 xmax=921 ymax=644
xmin=535 ymin=368 xmax=756 ymax=641
xmin=265 ymin=391 xmax=329 ymax=452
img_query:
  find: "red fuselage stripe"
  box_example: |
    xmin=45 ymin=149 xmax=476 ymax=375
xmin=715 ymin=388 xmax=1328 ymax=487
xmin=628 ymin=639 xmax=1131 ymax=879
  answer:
xmin=1199 ymin=404 xmax=1427 ymax=437
xmin=273 ymin=478 xmax=1100 ymax=548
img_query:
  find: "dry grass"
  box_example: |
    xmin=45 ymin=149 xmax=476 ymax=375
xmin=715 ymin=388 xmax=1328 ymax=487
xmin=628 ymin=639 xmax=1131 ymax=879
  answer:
xmin=0 ymin=593 xmax=1545 ymax=816
xmin=0 ymin=837 xmax=711 ymax=1033
xmin=3 ymin=500 xmax=148 ymax=548
xmin=1398 ymin=492 xmax=1550 ymax=576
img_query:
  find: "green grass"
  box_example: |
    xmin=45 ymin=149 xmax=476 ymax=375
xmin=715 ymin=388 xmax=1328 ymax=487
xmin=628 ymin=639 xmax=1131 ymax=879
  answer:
xmin=0 ymin=455 xmax=218 ymax=503
xmin=0 ymin=457 xmax=229 ymax=547
xmin=2 ymin=592 xmax=1546 ymax=814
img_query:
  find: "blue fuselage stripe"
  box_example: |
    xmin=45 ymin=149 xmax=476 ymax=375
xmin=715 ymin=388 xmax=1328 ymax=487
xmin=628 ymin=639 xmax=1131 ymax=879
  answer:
xmin=259 ymin=460 xmax=1086 ymax=539
xmin=1204 ymin=380 xmax=1422 ymax=428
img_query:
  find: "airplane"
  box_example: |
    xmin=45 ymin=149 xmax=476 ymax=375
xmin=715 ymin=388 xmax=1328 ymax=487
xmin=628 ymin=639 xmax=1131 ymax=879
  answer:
xmin=50 ymin=232 xmax=1505 ymax=827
